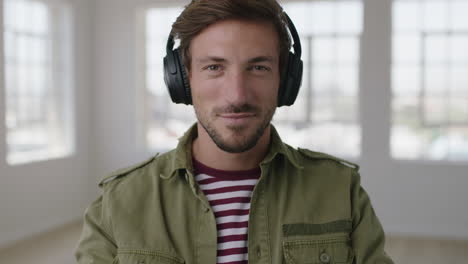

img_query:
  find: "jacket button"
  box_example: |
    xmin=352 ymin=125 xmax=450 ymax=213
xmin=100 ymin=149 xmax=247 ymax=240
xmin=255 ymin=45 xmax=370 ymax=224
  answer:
xmin=320 ymin=252 xmax=330 ymax=263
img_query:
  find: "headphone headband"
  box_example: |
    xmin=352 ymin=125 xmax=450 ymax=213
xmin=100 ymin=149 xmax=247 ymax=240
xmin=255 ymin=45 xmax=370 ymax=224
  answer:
xmin=283 ymin=12 xmax=301 ymax=58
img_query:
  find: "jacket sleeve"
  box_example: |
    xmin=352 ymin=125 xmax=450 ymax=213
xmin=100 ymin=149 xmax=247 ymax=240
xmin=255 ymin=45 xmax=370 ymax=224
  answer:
xmin=75 ymin=196 xmax=117 ymax=263
xmin=350 ymin=170 xmax=394 ymax=264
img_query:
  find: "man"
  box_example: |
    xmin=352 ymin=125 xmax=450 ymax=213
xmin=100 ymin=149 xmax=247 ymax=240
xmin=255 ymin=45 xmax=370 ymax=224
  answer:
xmin=76 ymin=0 xmax=394 ymax=263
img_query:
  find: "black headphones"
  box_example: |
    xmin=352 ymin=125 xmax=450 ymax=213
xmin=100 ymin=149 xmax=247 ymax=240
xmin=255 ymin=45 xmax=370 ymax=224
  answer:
xmin=163 ymin=12 xmax=303 ymax=107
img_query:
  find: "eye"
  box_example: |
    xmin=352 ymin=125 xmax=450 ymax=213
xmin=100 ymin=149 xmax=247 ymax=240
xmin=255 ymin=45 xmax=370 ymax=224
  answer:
xmin=251 ymin=65 xmax=270 ymax=71
xmin=205 ymin=64 xmax=221 ymax=71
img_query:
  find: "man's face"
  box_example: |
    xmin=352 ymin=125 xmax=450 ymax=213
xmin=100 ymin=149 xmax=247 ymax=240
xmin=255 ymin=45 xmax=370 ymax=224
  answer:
xmin=189 ymin=19 xmax=280 ymax=153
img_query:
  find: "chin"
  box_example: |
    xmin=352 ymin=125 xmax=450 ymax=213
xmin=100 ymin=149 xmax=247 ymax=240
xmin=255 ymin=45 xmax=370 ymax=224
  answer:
xmin=215 ymin=126 xmax=266 ymax=153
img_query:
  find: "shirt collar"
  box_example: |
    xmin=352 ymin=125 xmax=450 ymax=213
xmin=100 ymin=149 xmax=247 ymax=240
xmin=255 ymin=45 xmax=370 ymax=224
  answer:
xmin=163 ymin=123 xmax=303 ymax=179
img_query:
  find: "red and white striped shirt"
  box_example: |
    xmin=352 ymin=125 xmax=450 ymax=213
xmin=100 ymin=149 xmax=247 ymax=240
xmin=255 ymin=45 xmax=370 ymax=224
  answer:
xmin=193 ymin=159 xmax=260 ymax=264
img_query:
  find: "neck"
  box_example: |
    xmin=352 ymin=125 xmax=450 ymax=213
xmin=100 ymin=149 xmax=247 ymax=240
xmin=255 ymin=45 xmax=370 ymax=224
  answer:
xmin=192 ymin=124 xmax=271 ymax=171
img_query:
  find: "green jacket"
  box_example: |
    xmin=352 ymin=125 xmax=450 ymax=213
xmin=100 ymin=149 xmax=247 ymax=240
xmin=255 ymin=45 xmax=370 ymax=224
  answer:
xmin=75 ymin=124 xmax=394 ymax=264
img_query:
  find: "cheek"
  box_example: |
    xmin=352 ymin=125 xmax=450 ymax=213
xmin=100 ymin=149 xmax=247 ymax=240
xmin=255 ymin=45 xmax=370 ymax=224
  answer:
xmin=190 ymin=78 xmax=221 ymax=108
xmin=256 ymin=79 xmax=279 ymax=102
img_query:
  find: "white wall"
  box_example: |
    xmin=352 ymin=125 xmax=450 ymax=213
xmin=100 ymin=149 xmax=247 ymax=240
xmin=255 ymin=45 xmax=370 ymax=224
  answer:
xmin=0 ymin=0 xmax=96 ymax=248
xmin=93 ymin=0 xmax=152 ymax=176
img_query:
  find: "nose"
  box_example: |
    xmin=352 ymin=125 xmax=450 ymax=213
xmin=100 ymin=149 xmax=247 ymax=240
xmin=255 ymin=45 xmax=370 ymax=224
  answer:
xmin=225 ymin=69 xmax=249 ymax=104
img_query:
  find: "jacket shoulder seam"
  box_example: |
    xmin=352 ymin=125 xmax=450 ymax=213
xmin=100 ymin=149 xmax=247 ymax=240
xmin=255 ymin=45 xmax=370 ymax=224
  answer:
xmin=99 ymin=154 xmax=159 ymax=188
xmin=297 ymin=148 xmax=359 ymax=170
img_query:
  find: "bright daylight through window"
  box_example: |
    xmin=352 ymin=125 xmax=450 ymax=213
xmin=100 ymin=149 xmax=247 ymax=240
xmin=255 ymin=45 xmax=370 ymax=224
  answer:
xmin=3 ymin=0 xmax=73 ymax=165
xmin=277 ymin=1 xmax=362 ymax=158
xmin=144 ymin=1 xmax=362 ymax=158
xmin=392 ymin=0 xmax=468 ymax=161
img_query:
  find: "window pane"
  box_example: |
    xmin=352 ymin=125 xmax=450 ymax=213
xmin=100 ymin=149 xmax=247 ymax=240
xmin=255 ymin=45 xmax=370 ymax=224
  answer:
xmin=29 ymin=1 xmax=49 ymax=34
xmin=424 ymin=97 xmax=447 ymax=124
xmin=392 ymin=0 xmax=468 ymax=161
xmin=29 ymin=65 xmax=48 ymax=95
xmin=393 ymin=66 xmax=421 ymax=97
xmin=393 ymin=35 xmax=421 ymax=64
xmin=425 ymin=66 xmax=448 ymax=95
xmin=450 ymin=67 xmax=468 ymax=94
xmin=423 ymin=1 xmax=449 ymax=31
xmin=425 ymin=35 xmax=448 ymax=65
xmin=29 ymin=37 xmax=48 ymax=64
xmin=426 ymin=127 xmax=468 ymax=161
xmin=337 ymin=37 xmax=359 ymax=65
xmin=337 ymin=1 xmax=363 ymax=34
xmin=313 ymin=38 xmax=334 ymax=64
xmin=451 ymin=1 xmax=468 ymax=30
xmin=312 ymin=67 xmax=335 ymax=94
xmin=393 ymin=1 xmax=421 ymax=32
xmin=391 ymin=125 xmax=436 ymax=160
xmin=446 ymin=127 xmax=468 ymax=160
xmin=308 ymin=2 xmax=335 ymax=34
xmin=393 ymin=97 xmax=419 ymax=125
xmin=336 ymin=67 xmax=358 ymax=96
xmin=450 ymin=36 xmax=468 ymax=63
xmin=449 ymin=97 xmax=468 ymax=123
xmin=312 ymin=97 xmax=334 ymax=122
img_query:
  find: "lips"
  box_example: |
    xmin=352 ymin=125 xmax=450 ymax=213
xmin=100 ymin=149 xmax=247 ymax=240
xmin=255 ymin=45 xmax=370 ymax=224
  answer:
xmin=219 ymin=113 xmax=255 ymax=119
xmin=218 ymin=113 xmax=256 ymax=126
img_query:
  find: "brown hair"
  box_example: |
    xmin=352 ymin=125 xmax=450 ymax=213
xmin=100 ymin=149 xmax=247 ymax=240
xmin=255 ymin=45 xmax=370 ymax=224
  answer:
xmin=170 ymin=0 xmax=291 ymax=74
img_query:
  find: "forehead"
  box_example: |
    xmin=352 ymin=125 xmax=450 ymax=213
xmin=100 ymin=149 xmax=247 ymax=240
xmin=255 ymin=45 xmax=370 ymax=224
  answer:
xmin=190 ymin=19 xmax=280 ymax=61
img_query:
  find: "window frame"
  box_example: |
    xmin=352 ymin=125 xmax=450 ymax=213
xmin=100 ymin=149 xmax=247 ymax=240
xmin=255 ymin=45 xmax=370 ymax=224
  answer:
xmin=3 ymin=0 xmax=75 ymax=165
xmin=390 ymin=0 xmax=468 ymax=162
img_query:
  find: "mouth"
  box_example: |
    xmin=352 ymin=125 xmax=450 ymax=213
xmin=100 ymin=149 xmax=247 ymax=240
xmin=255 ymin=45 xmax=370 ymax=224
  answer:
xmin=218 ymin=112 xmax=256 ymax=126
xmin=218 ymin=113 xmax=256 ymax=119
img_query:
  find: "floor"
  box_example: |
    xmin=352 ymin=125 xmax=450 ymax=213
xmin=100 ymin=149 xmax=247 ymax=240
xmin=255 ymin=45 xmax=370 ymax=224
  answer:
xmin=386 ymin=235 xmax=468 ymax=264
xmin=1 ymin=221 xmax=468 ymax=264
xmin=0 ymin=221 xmax=82 ymax=264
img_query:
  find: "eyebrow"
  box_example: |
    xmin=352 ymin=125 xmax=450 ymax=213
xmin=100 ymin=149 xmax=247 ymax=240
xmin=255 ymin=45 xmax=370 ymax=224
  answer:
xmin=194 ymin=56 xmax=276 ymax=64
xmin=195 ymin=56 xmax=227 ymax=64
xmin=248 ymin=56 xmax=276 ymax=64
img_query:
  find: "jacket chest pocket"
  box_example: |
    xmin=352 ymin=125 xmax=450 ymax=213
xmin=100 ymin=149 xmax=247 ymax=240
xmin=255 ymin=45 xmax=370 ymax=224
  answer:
xmin=115 ymin=249 xmax=185 ymax=264
xmin=283 ymin=234 xmax=354 ymax=264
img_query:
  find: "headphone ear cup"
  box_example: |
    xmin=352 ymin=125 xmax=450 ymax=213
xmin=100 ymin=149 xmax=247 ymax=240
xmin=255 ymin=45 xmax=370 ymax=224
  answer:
xmin=163 ymin=48 xmax=192 ymax=105
xmin=278 ymin=52 xmax=303 ymax=107
xmin=175 ymin=50 xmax=192 ymax=104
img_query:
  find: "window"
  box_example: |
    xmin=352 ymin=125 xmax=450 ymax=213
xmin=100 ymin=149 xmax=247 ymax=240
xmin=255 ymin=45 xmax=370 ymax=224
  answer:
xmin=143 ymin=6 xmax=195 ymax=151
xmin=276 ymin=0 xmax=363 ymax=158
xmin=3 ymin=0 xmax=74 ymax=165
xmin=392 ymin=0 xmax=468 ymax=161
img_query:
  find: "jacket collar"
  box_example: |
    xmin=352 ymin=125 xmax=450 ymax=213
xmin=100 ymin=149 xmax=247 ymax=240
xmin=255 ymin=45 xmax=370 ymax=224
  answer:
xmin=261 ymin=125 xmax=304 ymax=169
xmin=163 ymin=123 xmax=303 ymax=179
